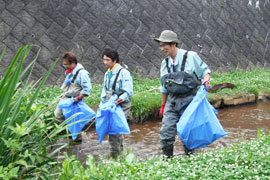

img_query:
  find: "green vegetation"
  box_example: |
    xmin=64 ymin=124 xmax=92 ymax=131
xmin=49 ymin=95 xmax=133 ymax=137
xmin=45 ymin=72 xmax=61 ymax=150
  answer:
xmin=0 ymin=45 xmax=69 ymax=179
xmin=56 ymin=130 xmax=270 ymax=179
xmin=37 ymin=68 xmax=270 ymax=123
xmin=130 ymin=78 xmax=160 ymax=122
xmin=36 ymin=78 xmax=162 ymax=123
xmin=207 ymin=69 xmax=270 ymax=102
xmin=2 ymin=46 xmax=270 ymax=179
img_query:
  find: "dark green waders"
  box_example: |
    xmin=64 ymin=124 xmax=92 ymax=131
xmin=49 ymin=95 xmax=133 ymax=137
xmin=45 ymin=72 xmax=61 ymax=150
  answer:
xmin=105 ymin=90 xmax=131 ymax=158
xmin=160 ymin=93 xmax=195 ymax=157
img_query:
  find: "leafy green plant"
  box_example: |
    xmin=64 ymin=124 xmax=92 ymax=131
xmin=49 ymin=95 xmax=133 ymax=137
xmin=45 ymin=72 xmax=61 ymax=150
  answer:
xmin=209 ymin=69 xmax=270 ymax=95
xmin=131 ymin=78 xmax=161 ymax=123
xmin=0 ymin=45 xmax=69 ymax=179
xmin=56 ymin=131 xmax=270 ymax=179
xmin=33 ymin=68 xmax=270 ymax=123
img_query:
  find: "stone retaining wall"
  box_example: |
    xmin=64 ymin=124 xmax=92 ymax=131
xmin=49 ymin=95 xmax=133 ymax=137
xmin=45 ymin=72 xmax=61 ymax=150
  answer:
xmin=0 ymin=0 xmax=270 ymax=84
xmin=211 ymin=92 xmax=270 ymax=108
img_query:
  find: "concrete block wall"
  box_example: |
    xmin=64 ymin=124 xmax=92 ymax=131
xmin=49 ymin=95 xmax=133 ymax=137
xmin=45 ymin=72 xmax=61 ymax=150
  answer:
xmin=0 ymin=0 xmax=269 ymax=84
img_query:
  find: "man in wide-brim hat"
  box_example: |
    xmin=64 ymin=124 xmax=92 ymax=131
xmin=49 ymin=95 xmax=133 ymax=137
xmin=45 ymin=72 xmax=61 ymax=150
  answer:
xmin=155 ymin=30 xmax=211 ymax=157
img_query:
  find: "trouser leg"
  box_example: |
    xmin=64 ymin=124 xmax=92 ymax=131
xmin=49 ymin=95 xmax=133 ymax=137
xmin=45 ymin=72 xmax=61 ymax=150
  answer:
xmin=108 ymin=100 xmax=130 ymax=158
xmin=106 ymin=91 xmax=131 ymax=158
xmin=175 ymin=94 xmax=195 ymax=155
xmin=160 ymin=101 xmax=180 ymax=157
xmin=54 ymin=106 xmax=65 ymax=124
xmin=54 ymin=106 xmax=69 ymax=137
xmin=109 ymin=134 xmax=124 ymax=158
xmin=160 ymin=94 xmax=195 ymax=157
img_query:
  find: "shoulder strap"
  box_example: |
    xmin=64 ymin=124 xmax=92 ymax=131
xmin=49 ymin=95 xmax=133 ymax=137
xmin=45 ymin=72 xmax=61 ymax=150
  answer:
xmin=165 ymin=51 xmax=188 ymax=73
xmin=112 ymin=68 xmax=124 ymax=91
xmin=181 ymin=51 xmax=188 ymax=71
xmin=165 ymin=57 xmax=170 ymax=73
xmin=71 ymin=68 xmax=84 ymax=83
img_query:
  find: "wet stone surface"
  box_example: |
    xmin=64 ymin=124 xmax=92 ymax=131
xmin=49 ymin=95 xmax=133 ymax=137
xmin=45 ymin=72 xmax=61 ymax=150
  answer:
xmin=59 ymin=101 xmax=270 ymax=162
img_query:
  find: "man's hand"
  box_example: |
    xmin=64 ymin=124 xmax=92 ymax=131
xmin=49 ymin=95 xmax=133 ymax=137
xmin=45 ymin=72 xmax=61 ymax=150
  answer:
xmin=74 ymin=94 xmax=84 ymax=103
xmin=202 ymin=80 xmax=210 ymax=90
xmin=202 ymin=74 xmax=210 ymax=91
xmin=159 ymin=104 xmax=165 ymax=118
xmin=114 ymin=98 xmax=123 ymax=105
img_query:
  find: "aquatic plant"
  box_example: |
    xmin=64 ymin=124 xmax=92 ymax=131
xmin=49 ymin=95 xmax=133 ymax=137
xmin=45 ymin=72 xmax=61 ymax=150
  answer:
xmin=207 ymin=68 xmax=270 ymax=101
xmin=57 ymin=130 xmax=270 ymax=179
xmin=0 ymin=45 xmax=68 ymax=179
xmin=35 ymin=68 xmax=270 ymax=123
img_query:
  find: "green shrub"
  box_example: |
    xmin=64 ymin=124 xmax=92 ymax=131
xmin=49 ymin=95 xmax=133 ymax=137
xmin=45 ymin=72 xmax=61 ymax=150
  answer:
xmin=36 ymin=68 xmax=270 ymax=123
xmin=0 ymin=45 xmax=68 ymax=179
xmin=56 ymin=130 xmax=270 ymax=179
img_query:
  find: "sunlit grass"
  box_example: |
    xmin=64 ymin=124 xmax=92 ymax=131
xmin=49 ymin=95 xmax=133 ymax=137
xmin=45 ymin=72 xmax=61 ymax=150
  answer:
xmin=2 ymin=45 xmax=270 ymax=179
xmin=0 ymin=45 xmax=69 ymax=179
xmin=207 ymin=69 xmax=270 ymax=101
xmin=57 ymin=130 xmax=270 ymax=179
xmin=37 ymin=68 xmax=270 ymax=123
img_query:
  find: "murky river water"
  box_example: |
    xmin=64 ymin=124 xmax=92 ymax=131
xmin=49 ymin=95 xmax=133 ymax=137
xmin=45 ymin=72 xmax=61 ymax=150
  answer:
xmin=61 ymin=101 xmax=270 ymax=161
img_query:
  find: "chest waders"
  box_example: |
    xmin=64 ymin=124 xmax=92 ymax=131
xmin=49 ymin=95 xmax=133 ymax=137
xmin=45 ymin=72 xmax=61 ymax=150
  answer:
xmin=105 ymin=68 xmax=131 ymax=116
xmin=54 ymin=69 xmax=83 ymax=121
xmin=162 ymin=52 xmax=200 ymax=95
xmin=160 ymin=52 xmax=198 ymax=157
xmin=60 ymin=68 xmax=84 ymax=98
xmin=105 ymin=68 xmax=131 ymax=158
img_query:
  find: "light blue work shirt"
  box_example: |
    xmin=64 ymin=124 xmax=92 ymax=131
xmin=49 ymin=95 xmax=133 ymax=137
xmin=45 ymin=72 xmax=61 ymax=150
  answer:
xmin=101 ymin=64 xmax=133 ymax=104
xmin=160 ymin=48 xmax=211 ymax=94
xmin=65 ymin=63 xmax=92 ymax=96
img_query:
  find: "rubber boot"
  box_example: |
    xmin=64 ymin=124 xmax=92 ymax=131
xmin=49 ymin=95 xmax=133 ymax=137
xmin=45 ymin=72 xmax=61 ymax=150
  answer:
xmin=69 ymin=133 xmax=82 ymax=144
xmin=73 ymin=133 xmax=82 ymax=143
xmin=183 ymin=145 xmax=194 ymax=156
xmin=162 ymin=146 xmax=174 ymax=158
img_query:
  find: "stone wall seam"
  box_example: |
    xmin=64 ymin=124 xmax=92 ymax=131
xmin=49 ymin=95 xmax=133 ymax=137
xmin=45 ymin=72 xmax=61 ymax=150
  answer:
xmin=0 ymin=0 xmax=269 ymax=84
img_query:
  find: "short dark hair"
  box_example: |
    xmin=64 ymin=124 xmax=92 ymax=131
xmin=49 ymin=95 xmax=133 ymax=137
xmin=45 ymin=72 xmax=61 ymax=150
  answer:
xmin=102 ymin=48 xmax=119 ymax=63
xmin=62 ymin=52 xmax=77 ymax=64
xmin=169 ymin=42 xmax=178 ymax=47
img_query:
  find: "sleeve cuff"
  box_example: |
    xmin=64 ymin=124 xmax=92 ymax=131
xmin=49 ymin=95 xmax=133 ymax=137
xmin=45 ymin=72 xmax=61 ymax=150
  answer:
xmin=160 ymin=86 xmax=168 ymax=94
xmin=80 ymin=89 xmax=90 ymax=96
xmin=202 ymin=70 xmax=211 ymax=77
xmin=119 ymin=92 xmax=129 ymax=102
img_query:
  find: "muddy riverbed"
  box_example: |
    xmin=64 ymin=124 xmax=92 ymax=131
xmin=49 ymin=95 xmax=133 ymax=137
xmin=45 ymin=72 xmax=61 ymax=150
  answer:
xmin=59 ymin=101 xmax=270 ymax=161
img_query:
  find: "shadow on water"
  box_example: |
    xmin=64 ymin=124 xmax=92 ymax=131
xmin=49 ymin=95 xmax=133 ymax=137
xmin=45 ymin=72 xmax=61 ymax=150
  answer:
xmin=58 ymin=101 xmax=270 ymax=162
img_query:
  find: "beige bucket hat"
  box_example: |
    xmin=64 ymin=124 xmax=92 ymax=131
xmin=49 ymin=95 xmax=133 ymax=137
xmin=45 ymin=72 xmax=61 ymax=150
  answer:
xmin=154 ymin=30 xmax=180 ymax=43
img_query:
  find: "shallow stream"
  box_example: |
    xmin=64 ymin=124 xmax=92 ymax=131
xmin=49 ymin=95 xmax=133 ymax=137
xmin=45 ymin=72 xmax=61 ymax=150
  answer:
xmin=66 ymin=101 xmax=270 ymax=161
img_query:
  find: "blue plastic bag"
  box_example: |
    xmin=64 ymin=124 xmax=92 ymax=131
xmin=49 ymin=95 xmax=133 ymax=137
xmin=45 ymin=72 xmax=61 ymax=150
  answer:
xmin=96 ymin=94 xmax=130 ymax=144
xmin=177 ymin=86 xmax=227 ymax=150
xmin=64 ymin=77 xmax=71 ymax=85
xmin=58 ymin=98 xmax=96 ymax=140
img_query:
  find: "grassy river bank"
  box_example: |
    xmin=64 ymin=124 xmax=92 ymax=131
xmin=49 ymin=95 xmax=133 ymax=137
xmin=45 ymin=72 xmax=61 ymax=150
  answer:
xmin=39 ymin=68 xmax=270 ymax=123
xmin=1 ymin=46 xmax=270 ymax=179
xmin=36 ymin=69 xmax=270 ymax=179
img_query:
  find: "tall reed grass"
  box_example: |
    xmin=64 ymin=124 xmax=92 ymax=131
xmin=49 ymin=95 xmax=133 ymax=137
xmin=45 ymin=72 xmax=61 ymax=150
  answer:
xmin=0 ymin=45 xmax=68 ymax=179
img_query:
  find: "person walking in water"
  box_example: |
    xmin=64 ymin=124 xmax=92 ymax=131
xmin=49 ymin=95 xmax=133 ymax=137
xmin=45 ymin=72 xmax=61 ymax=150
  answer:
xmin=100 ymin=48 xmax=133 ymax=158
xmin=155 ymin=30 xmax=211 ymax=157
xmin=54 ymin=52 xmax=92 ymax=142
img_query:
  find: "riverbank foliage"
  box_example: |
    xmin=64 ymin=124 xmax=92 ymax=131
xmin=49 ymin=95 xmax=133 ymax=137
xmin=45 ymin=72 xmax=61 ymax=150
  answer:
xmin=57 ymin=130 xmax=270 ymax=179
xmin=36 ymin=78 xmax=162 ymax=123
xmin=0 ymin=46 xmax=69 ymax=179
xmin=207 ymin=69 xmax=270 ymax=102
xmin=2 ymin=45 xmax=270 ymax=179
xmin=37 ymin=68 xmax=270 ymax=123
